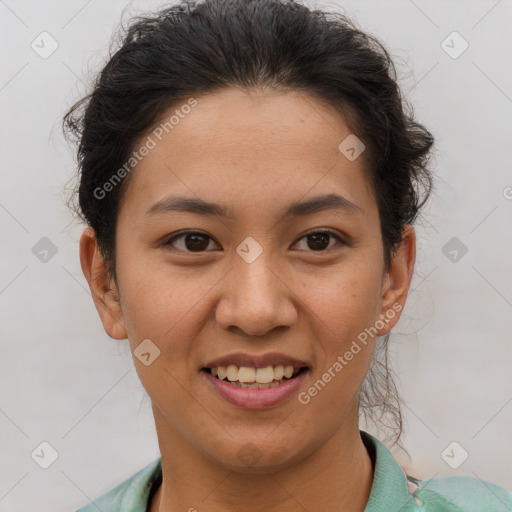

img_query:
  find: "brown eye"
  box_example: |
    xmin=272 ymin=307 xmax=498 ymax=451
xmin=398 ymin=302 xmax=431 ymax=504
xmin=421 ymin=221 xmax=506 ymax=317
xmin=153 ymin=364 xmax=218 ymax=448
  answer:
xmin=163 ymin=231 xmax=218 ymax=252
xmin=293 ymin=230 xmax=344 ymax=252
xmin=306 ymin=232 xmax=330 ymax=250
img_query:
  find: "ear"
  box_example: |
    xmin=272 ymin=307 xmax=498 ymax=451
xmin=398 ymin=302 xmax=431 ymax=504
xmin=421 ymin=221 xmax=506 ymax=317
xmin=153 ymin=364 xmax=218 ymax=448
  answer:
xmin=79 ymin=227 xmax=127 ymax=340
xmin=376 ymin=224 xmax=416 ymax=335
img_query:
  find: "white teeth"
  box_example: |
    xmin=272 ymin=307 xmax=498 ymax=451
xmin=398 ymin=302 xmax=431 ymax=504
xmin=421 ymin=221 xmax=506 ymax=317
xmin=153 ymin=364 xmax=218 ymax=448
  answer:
xmin=238 ymin=382 xmax=281 ymax=389
xmin=209 ymin=364 xmax=301 ymax=384
xmin=255 ymin=366 xmax=274 ymax=383
xmin=226 ymin=364 xmax=239 ymax=382
xmin=283 ymin=366 xmax=294 ymax=378
xmin=273 ymin=365 xmax=284 ymax=380
xmin=238 ymin=367 xmax=256 ymax=383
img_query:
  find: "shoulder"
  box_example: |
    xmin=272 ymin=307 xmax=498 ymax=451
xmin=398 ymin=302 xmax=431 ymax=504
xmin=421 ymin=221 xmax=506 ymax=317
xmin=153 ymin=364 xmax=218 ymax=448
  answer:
xmin=407 ymin=474 xmax=512 ymax=511
xmin=360 ymin=431 xmax=512 ymax=512
xmin=74 ymin=457 xmax=162 ymax=512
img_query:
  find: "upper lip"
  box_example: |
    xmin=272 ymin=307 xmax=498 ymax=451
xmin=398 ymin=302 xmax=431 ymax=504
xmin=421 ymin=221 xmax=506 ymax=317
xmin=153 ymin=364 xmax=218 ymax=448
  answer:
xmin=203 ymin=352 xmax=310 ymax=369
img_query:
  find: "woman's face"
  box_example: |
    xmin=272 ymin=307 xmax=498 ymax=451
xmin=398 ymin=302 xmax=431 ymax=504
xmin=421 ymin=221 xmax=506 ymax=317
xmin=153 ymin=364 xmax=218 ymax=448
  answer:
xmin=81 ymin=86 xmax=414 ymax=472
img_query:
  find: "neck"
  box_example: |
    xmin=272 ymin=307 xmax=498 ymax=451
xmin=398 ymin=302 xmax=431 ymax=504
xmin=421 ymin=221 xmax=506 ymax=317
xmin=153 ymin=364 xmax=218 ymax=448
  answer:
xmin=150 ymin=409 xmax=374 ymax=512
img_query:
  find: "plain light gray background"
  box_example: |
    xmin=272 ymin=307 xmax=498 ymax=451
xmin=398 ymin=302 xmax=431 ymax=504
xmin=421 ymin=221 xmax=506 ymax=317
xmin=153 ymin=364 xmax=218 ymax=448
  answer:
xmin=1 ymin=0 xmax=511 ymax=510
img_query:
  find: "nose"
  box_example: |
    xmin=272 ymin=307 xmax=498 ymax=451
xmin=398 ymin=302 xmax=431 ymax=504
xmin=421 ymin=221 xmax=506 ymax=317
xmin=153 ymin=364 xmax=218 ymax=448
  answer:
xmin=215 ymin=253 xmax=298 ymax=337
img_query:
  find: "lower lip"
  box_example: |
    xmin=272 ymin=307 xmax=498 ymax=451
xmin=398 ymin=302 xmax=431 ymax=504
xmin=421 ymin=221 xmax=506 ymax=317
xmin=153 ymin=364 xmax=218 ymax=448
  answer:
xmin=201 ymin=369 xmax=309 ymax=410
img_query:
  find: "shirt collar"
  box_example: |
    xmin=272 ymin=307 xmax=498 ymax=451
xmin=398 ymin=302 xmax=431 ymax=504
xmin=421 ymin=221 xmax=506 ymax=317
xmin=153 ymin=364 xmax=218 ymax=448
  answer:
xmin=113 ymin=431 xmax=416 ymax=511
xmin=361 ymin=430 xmax=417 ymax=511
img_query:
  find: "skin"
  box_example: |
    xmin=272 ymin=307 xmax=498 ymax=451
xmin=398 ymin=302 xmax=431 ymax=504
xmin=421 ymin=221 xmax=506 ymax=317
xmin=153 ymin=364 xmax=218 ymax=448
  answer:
xmin=80 ymin=87 xmax=415 ymax=512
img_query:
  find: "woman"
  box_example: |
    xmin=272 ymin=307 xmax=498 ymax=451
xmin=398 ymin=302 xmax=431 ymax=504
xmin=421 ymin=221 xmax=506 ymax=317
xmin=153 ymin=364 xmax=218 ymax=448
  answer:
xmin=63 ymin=0 xmax=512 ymax=510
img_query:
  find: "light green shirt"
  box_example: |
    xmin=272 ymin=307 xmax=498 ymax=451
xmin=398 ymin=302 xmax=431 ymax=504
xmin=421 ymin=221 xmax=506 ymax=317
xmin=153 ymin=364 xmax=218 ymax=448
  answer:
xmin=75 ymin=431 xmax=512 ymax=511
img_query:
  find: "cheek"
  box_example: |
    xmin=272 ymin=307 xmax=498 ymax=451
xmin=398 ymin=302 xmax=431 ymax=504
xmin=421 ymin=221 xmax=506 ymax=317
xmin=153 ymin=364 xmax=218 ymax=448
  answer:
xmin=117 ymin=255 xmax=221 ymax=359
xmin=305 ymin=259 xmax=383 ymax=335
xmin=301 ymin=259 xmax=381 ymax=389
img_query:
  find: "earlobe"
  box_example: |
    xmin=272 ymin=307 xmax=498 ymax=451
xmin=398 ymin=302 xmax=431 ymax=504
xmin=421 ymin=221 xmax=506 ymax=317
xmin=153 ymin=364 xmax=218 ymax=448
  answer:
xmin=79 ymin=227 xmax=127 ymax=340
xmin=377 ymin=225 xmax=416 ymax=335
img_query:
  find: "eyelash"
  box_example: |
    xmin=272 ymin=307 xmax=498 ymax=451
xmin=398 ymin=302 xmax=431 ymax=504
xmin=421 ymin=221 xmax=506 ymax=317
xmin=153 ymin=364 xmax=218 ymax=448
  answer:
xmin=162 ymin=229 xmax=345 ymax=253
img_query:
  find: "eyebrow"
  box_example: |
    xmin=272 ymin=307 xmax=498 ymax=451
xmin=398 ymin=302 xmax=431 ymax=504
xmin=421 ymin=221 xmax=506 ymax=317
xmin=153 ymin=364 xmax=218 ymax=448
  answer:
xmin=145 ymin=193 xmax=363 ymax=219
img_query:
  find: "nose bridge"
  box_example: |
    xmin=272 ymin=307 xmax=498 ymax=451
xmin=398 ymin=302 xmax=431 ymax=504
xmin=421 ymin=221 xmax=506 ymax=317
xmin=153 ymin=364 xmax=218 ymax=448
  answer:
xmin=234 ymin=245 xmax=280 ymax=311
xmin=234 ymin=234 xmax=277 ymax=291
xmin=237 ymin=250 xmax=276 ymax=298
xmin=216 ymin=241 xmax=296 ymax=336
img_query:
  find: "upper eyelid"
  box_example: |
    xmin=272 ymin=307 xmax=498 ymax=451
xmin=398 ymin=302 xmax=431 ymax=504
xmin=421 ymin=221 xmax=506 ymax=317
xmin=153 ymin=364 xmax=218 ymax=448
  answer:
xmin=164 ymin=230 xmax=220 ymax=247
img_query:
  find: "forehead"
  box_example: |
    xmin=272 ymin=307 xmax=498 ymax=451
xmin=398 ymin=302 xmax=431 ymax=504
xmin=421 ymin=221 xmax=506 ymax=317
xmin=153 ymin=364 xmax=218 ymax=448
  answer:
xmin=119 ymin=87 xmax=374 ymax=218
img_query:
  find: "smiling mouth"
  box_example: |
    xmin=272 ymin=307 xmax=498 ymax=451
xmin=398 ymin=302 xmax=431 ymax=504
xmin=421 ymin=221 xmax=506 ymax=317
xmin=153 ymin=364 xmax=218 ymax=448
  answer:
xmin=202 ymin=365 xmax=309 ymax=389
